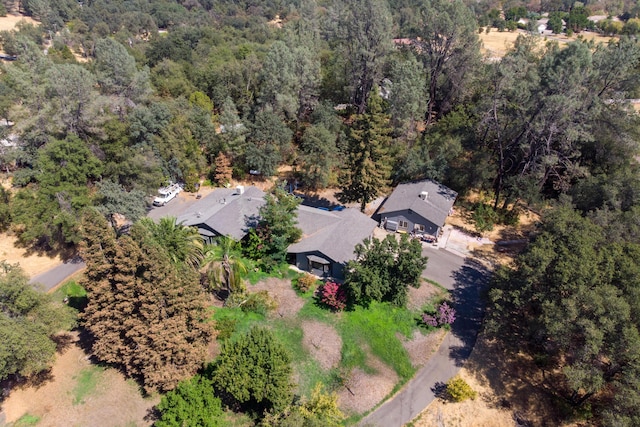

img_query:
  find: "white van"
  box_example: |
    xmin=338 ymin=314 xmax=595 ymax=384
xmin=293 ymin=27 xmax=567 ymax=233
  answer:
xmin=153 ymin=183 xmax=182 ymax=206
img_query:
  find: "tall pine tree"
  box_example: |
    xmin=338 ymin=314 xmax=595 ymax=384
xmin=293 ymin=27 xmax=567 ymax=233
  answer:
xmin=338 ymin=89 xmax=392 ymax=212
xmin=79 ymin=209 xmax=212 ymax=392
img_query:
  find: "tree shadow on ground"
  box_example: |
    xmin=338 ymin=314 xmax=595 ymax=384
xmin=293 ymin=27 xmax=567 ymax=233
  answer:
xmin=299 ymin=194 xmax=342 ymax=210
xmin=448 ymin=258 xmax=491 ymax=367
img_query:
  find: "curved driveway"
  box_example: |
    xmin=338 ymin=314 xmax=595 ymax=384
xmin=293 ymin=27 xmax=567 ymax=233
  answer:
xmin=360 ymin=246 xmax=490 ymax=427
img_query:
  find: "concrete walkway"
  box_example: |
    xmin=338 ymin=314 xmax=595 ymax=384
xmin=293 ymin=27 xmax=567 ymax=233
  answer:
xmin=360 ymin=251 xmax=490 ymax=426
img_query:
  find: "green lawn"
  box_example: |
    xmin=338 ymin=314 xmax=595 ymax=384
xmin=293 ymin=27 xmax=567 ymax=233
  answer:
xmin=52 ymin=280 xmax=87 ymax=312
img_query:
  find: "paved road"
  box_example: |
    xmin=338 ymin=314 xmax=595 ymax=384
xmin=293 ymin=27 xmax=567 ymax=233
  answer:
xmin=29 ymin=257 xmax=85 ymax=292
xmin=360 ymin=247 xmax=490 ymax=427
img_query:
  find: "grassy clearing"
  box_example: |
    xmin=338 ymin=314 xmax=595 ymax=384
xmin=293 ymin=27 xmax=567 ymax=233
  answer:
xmin=72 ymin=365 xmax=104 ymax=405
xmin=52 ymin=280 xmax=87 ymax=312
xmin=11 ymin=413 xmax=41 ymax=427
xmin=211 ymin=306 xmax=265 ymax=339
xmin=338 ymin=302 xmax=417 ymax=380
xmin=269 ymin=319 xmax=342 ymax=396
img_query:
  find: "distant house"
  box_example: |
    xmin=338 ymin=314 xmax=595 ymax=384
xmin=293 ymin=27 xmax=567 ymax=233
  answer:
xmin=376 ymin=179 xmax=457 ymax=238
xmin=177 ymin=186 xmax=265 ymax=243
xmin=287 ymin=206 xmax=377 ymax=279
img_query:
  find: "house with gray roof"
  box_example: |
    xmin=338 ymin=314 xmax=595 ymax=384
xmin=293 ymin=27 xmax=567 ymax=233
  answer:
xmin=376 ymin=179 xmax=457 ymax=238
xmin=177 ymin=186 xmax=265 ymax=243
xmin=178 ymin=185 xmax=377 ymax=278
xmin=287 ymin=206 xmax=378 ymax=279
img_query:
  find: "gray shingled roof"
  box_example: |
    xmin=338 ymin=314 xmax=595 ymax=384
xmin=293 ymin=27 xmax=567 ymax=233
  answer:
xmin=378 ymin=180 xmax=457 ymax=228
xmin=288 ymin=206 xmax=378 ymax=264
xmin=177 ymin=186 xmax=265 ymax=240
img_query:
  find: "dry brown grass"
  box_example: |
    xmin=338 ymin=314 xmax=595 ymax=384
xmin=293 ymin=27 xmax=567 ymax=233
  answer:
xmin=249 ymin=277 xmax=305 ymax=318
xmin=479 ymin=28 xmax=618 ymax=59
xmin=301 ymin=321 xmax=342 ymax=371
xmin=2 ymin=333 xmax=159 ymax=427
xmin=0 ymin=14 xmax=38 ymax=32
xmin=413 ymin=333 xmax=586 ymax=427
xmin=337 ymin=353 xmax=399 ymax=415
xmin=0 ymin=232 xmax=63 ymax=277
xmin=402 ymin=329 xmax=447 ymax=368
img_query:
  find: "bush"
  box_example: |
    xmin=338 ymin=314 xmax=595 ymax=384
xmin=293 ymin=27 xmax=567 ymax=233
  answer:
xmin=241 ymin=290 xmax=278 ymax=315
xmin=215 ymin=317 xmax=237 ymax=340
xmin=295 ymin=273 xmax=317 ymax=293
xmin=422 ymin=302 xmax=456 ymax=328
xmin=473 ymin=203 xmax=499 ymax=233
xmin=446 ymin=376 xmax=477 ymax=402
xmin=319 ymin=281 xmax=347 ymax=311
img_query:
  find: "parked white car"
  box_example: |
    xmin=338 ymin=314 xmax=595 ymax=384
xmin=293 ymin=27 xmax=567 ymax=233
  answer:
xmin=153 ymin=183 xmax=182 ymax=206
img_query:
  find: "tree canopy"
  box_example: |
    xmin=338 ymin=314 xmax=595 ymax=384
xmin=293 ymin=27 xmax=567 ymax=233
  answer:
xmin=0 ymin=262 xmax=74 ymax=381
xmin=79 ymin=210 xmax=212 ymax=392
xmin=345 ymin=234 xmax=427 ymax=307
xmin=211 ymin=326 xmax=293 ymax=415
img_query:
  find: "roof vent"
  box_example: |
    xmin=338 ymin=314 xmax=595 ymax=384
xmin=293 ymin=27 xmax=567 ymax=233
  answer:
xmin=419 ymin=191 xmax=428 ymax=200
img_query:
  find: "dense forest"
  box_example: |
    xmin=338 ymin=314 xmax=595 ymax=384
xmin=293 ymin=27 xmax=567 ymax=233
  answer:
xmin=2 ymin=0 xmax=640 ymax=423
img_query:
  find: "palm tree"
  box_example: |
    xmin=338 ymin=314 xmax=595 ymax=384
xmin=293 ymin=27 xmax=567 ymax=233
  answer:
xmin=201 ymin=236 xmax=248 ymax=298
xmin=139 ymin=217 xmax=203 ymax=268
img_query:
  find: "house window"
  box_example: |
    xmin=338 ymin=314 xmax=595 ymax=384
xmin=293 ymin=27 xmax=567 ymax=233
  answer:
xmin=310 ymin=261 xmax=329 ymax=273
xmin=414 ymin=224 xmax=425 ymax=232
xmin=398 ymin=220 xmax=408 ymax=229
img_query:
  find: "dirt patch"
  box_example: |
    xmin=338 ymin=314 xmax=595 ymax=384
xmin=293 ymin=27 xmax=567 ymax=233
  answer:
xmin=337 ymin=354 xmax=398 ymax=415
xmin=0 ymin=14 xmax=38 ymax=33
xmin=2 ymin=333 xmax=158 ymax=427
xmin=301 ymin=321 xmax=342 ymax=371
xmin=0 ymin=233 xmax=63 ymax=278
xmin=402 ymin=329 xmax=447 ymax=368
xmin=249 ymin=277 xmax=305 ymax=318
xmin=408 ymin=279 xmax=443 ymax=311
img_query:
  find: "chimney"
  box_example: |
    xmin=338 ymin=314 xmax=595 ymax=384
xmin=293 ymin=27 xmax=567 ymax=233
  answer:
xmin=419 ymin=191 xmax=428 ymax=200
xmin=236 ymin=185 xmax=245 ymax=195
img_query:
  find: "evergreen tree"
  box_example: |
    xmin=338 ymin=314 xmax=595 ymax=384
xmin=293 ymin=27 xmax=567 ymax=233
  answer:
xmin=299 ymin=124 xmax=339 ymax=190
xmin=155 ymin=375 xmax=224 ymax=427
xmin=339 ymin=0 xmax=393 ymax=113
xmin=213 ymin=152 xmax=232 ymax=187
xmin=488 ymin=206 xmax=640 ymax=413
xmin=417 ymin=0 xmax=481 ymax=123
xmin=344 ymin=234 xmax=426 ymax=307
xmin=255 ymin=186 xmax=302 ymax=266
xmin=338 ymin=89 xmax=392 ymax=212
xmin=80 ymin=210 xmax=212 ymax=392
xmin=211 ymin=326 xmax=293 ymax=415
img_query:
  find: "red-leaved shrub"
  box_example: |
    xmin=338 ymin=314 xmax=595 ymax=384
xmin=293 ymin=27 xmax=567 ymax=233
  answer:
xmin=319 ymin=281 xmax=347 ymax=311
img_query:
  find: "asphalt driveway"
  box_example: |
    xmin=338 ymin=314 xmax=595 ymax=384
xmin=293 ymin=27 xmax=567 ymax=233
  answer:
xmin=360 ymin=248 xmax=490 ymax=427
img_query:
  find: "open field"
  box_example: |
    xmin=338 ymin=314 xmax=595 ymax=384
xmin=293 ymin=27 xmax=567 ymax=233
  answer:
xmin=480 ymin=28 xmax=618 ymax=59
xmin=0 ymin=14 xmax=38 ymax=32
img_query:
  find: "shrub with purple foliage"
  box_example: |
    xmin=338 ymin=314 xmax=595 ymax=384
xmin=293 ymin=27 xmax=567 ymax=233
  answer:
xmin=422 ymin=313 xmax=438 ymax=327
xmin=422 ymin=302 xmax=456 ymax=328
xmin=319 ymin=281 xmax=347 ymax=311
xmin=437 ymin=302 xmax=456 ymax=325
